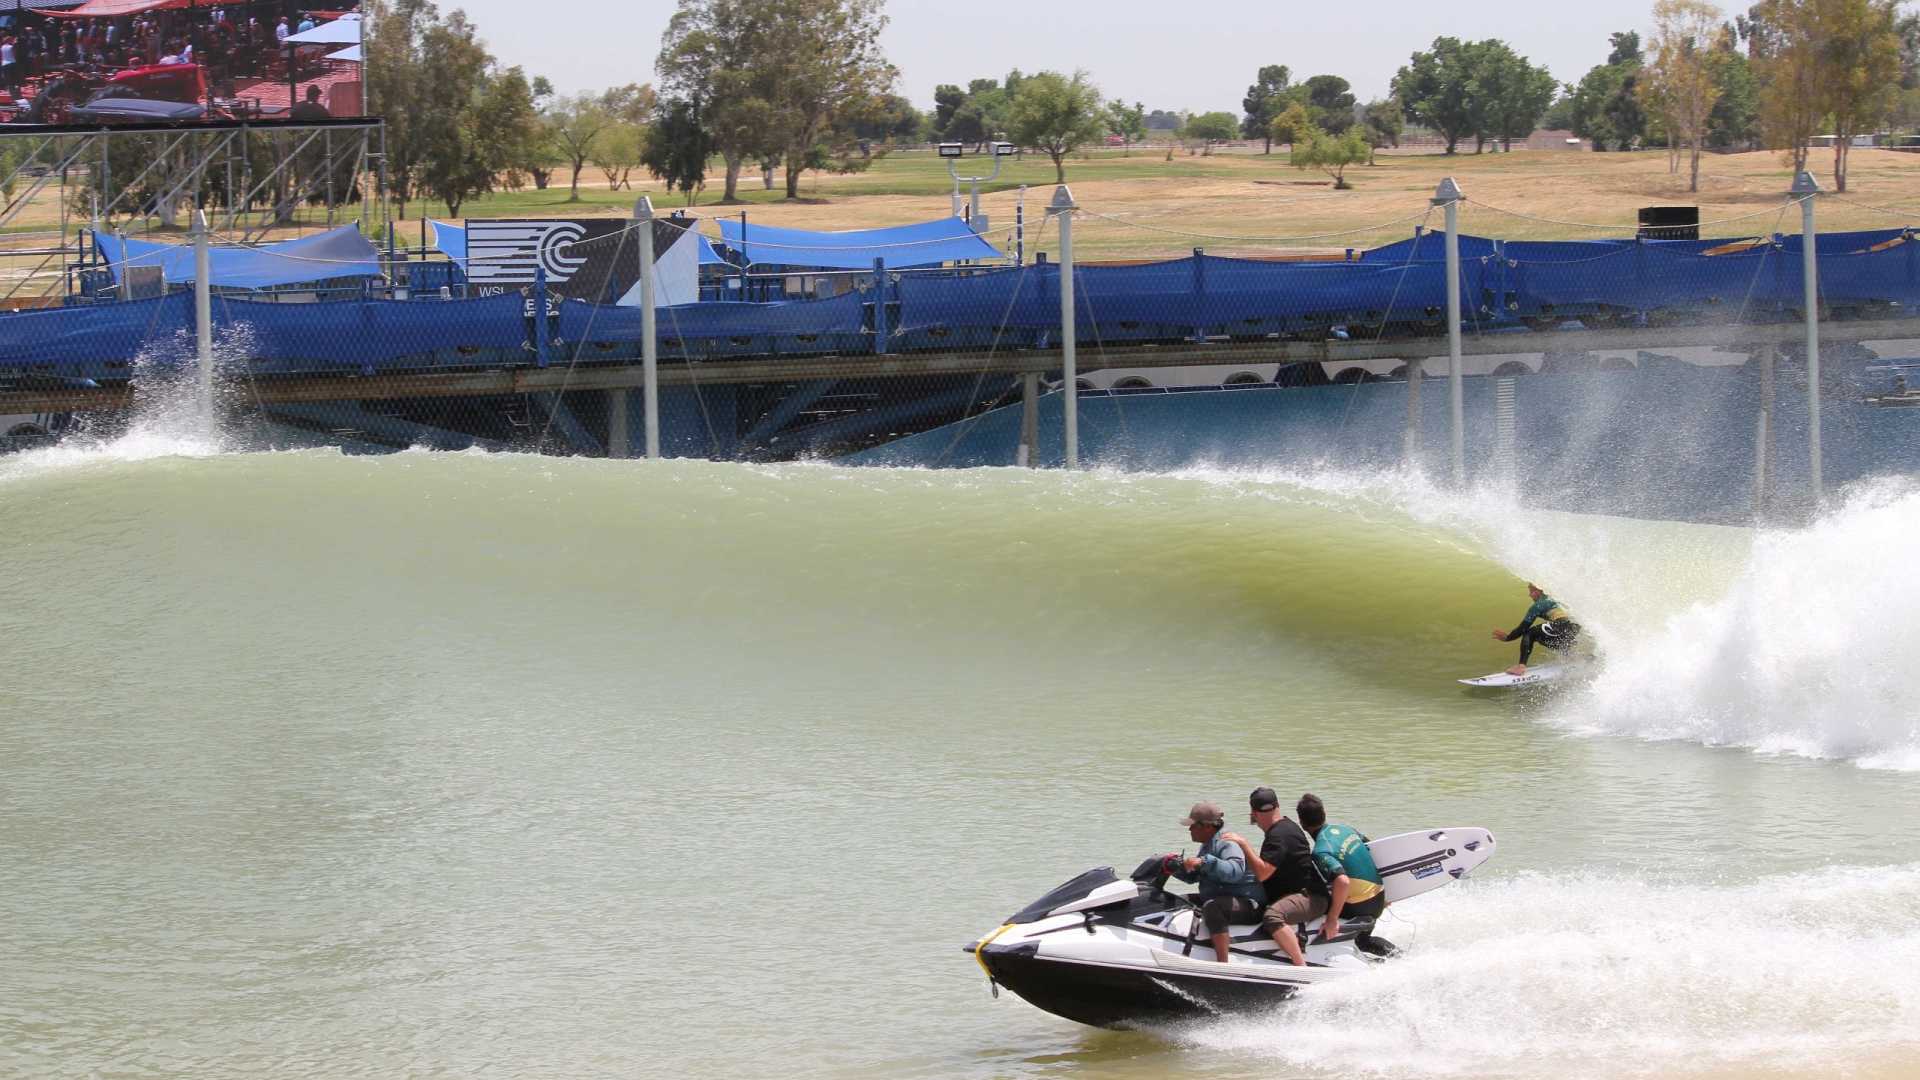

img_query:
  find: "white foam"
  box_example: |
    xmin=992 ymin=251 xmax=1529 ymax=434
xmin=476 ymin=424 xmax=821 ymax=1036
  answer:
xmin=0 ymin=327 xmax=248 ymax=481
xmin=1566 ymin=478 xmax=1920 ymax=769
xmin=1173 ymin=864 xmax=1920 ymax=1077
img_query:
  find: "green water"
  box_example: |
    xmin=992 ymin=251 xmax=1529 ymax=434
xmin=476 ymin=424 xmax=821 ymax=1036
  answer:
xmin=2 ymin=449 xmax=1917 ymax=1079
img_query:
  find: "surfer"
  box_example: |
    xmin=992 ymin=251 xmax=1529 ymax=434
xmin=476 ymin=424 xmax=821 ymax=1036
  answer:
xmin=1492 ymin=583 xmax=1579 ymax=677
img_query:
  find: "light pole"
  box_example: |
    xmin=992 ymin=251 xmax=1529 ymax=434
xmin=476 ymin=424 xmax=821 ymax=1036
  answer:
xmin=939 ymin=141 xmax=1016 ymax=232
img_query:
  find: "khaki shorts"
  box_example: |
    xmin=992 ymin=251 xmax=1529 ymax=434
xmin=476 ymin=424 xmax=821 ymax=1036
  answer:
xmin=1260 ymin=891 xmax=1329 ymax=931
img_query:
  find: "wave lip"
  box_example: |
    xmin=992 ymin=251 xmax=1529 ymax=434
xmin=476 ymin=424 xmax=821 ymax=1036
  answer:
xmin=1565 ymin=478 xmax=1920 ymax=771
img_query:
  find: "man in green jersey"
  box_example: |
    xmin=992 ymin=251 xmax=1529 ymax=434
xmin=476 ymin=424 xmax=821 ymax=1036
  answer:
xmin=1296 ymin=793 xmax=1385 ymax=943
xmin=1491 ymin=582 xmax=1580 ymax=676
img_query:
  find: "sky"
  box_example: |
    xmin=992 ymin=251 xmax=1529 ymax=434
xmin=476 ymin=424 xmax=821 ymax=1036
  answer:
xmin=444 ymin=0 xmax=1668 ymax=111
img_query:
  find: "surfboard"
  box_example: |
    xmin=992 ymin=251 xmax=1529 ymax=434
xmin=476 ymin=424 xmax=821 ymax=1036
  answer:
xmin=1366 ymin=827 xmax=1496 ymax=904
xmin=1458 ymin=664 xmax=1565 ymax=688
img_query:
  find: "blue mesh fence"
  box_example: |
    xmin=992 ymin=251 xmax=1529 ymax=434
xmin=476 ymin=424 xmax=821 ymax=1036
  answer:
xmin=2 ymin=196 xmax=1917 ymax=522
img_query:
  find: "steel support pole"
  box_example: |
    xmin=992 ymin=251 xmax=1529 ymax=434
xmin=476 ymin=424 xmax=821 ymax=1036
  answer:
xmin=1793 ymin=172 xmax=1822 ymax=505
xmin=1405 ymin=355 xmax=1422 ymax=465
xmin=1435 ymin=177 xmax=1466 ymax=485
xmin=636 ymin=197 xmax=659 ymax=459
xmin=115 ymin=229 xmax=132 ymax=300
xmin=1015 ymin=185 xmax=1026 ymax=265
xmin=1018 ymin=372 xmax=1039 ymax=467
xmin=1051 ymin=185 xmax=1078 ymax=469
xmin=607 ymin=389 xmax=629 ymax=459
xmin=192 ymin=211 xmax=214 ymax=409
xmin=1755 ymin=342 xmax=1775 ymax=519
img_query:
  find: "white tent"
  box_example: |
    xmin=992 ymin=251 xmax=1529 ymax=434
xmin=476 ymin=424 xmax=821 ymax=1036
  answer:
xmin=285 ymin=14 xmax=362 ymax=46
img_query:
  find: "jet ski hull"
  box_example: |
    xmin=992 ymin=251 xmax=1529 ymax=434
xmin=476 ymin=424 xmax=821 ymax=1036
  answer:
xmin=976 ymin=939 xmax=1302 ymax=1029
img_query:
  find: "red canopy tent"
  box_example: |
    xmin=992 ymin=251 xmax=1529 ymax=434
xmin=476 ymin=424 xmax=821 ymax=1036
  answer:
xmin=43 ymin=0 xmax=197 ymax=18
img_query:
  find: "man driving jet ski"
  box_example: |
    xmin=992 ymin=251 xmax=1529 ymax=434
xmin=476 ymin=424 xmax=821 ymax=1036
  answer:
xmin=1164 ymin=801 xmax=1265 ymax=963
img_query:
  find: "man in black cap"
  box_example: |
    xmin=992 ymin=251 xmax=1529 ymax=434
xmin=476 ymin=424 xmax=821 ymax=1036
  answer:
xmin=1220 ymin=786 xmax=1328 ymax=966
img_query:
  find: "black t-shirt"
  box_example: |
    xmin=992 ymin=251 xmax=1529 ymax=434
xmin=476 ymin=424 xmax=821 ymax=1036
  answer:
xmin=1258 ymin=816 xmax=1327 ymax=902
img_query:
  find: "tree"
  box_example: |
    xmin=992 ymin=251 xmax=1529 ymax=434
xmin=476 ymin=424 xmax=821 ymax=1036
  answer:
xmin=849 ymin=93 xmax=925 ymax=143
xmin=745 ymin=0 xmax=896 ymax=199
xmin=1293 ymin=127 xmax=1371 ymax=187
xmin=1819 ymin=0 xmax=1902 ymax=192
xmin=1751 ymin=0 xmax=1824 ymax=172
xmin=1007 ymin=70 xmax=1105 ymax=183
xmin=1392 ymin=37 xmax=1478 ymax=153
xmin=1569 ymin=32 xmax=1648 ymax=150
xmin=1106 ymin=100 xmax=1147 ymax=155
xmin=1303 ymin=75 xmax=1357 ymax=134
xmin=1184 ymin=111 xmax=1239 ymax=153
xmin=642 ymin=98 xmax=716 ymax=205
xmin=1361 ymin=98 xmax=1404 ymax=163
xmin=1610 ymin=30 xmax=1644 ymax=65
xmin=933 ymin=84 xmax=968 ymax=133
xmin=545 ymin=94 xmax=610 ymax=201
xmin=1268 ymin=101 xmax=1315 ymax=149
xmin=587 ymin=83 xmax=657 ymax=192
xmin=467 ymin=67 xmax=543 ymax=206
xmin=1469 ymin=42 xmax=1557 ymax=151
xmin=1639 ymin=0 xmax=1724 ymax=192
xmin=658 ymin=0 xmax=783 ymax=203
xmin=365 ymin=0 xmax=500 ymax=221
xmin=1542 ymin=88 xmax=1577 ymax=130
xmin=1706 ymin=37 xmax=1760 ymax=148
xmin=1242 ymin=65 xmax=1293 ymax=152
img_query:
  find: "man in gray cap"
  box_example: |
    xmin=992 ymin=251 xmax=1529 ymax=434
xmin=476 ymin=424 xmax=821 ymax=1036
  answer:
xmin=1167 ymin=800 xmax=1265 ymax=963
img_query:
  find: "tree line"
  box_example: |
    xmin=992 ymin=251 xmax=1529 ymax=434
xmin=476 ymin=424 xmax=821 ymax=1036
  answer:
xmin=1563 ymin=0 xmax=1913 ymax=192
xmin=362 ymin=0 xmax=1920 ymax=215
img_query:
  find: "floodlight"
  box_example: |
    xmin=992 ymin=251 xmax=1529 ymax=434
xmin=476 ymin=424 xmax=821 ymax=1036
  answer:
xmin=938 ymin=143 xmax=964 ymax=158
xmin=993 ymin=141 xmax=1016 ymax=157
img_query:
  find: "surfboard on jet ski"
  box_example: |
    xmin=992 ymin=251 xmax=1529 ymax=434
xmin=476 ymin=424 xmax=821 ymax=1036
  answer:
xmin=964 ymin=825 xmax=1495 ymax=1029
xmin=1459 ymin=664 xmax=1566 ymax=689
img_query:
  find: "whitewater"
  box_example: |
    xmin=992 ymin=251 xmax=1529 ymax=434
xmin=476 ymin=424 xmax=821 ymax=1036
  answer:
xmin=1 ymin=429 xmax=1916 ymax=1079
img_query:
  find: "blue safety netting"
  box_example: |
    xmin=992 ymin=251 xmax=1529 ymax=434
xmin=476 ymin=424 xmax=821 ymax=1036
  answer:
xmin=0 ymin=293 xmax=194 ymax=377
xmin=94 ymin=225 xmax=380 ymax=289
xmin=715 ymin=217 xmax=1003 ymax=269
xmin=14 ymin=222 xmax=1920 ymax=384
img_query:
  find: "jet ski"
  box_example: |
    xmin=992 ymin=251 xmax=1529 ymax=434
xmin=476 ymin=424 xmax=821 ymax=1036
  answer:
xmin=966 ymin=827 xmax=1494 ymax=1029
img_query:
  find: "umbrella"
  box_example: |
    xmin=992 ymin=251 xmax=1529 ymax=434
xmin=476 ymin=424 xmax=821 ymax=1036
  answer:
xmin=325 ymin=44 xmax=362 ymax=62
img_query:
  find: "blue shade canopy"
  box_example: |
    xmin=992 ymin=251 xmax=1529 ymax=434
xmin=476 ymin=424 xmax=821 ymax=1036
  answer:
xmin=326 ymin=44 xmax=363 ymax=62
xmin=714 ymin=217 xmax=1003 ymax=269
xmin=95 ymin=225 xmax=380 ymax=288
xmin=431 ymin=220 xmax=466 ymax=268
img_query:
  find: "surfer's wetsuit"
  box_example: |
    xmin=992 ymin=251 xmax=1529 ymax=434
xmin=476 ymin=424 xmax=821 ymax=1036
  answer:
xmin=1508 ymin=596 xmax=1579 ymax=665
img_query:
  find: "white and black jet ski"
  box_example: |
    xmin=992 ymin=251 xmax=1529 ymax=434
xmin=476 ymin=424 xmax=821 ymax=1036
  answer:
xmin=965 ymin=827 xmax=1495 ymax=1029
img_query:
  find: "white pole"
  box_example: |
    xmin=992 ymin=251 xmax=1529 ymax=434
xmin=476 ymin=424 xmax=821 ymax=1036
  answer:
xmin=191 ymin=210 xmax=213 ymax=410
xmin=636 ymin=196 xmax=659 ymax=460
xmin=1051 ymin=185 xmax=1078 ymax=469
xmin=116 ymin=229 xmax=132 ymax=301
xmin=1792 ymin=171 xmax=1821 ymax=505
xmin=1434 ymin=177 xmax=1466 ymax=486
